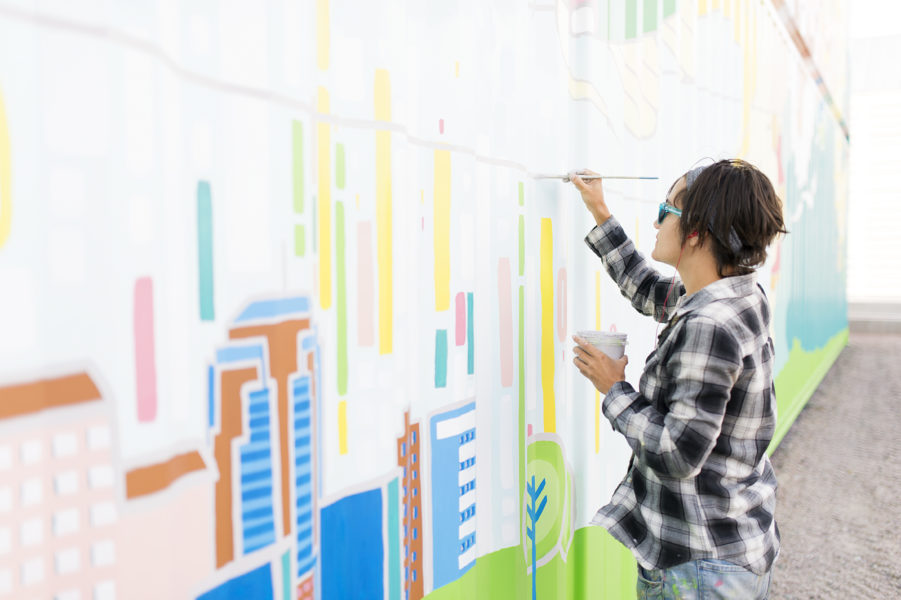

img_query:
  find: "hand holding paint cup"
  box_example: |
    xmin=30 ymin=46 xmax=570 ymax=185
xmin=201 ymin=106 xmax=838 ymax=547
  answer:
xmin=576 ymin=330 xmax=628 ymax=359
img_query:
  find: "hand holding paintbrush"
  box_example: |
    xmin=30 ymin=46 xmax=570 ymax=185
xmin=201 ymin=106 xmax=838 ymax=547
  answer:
xmin=569 ymin=169 xmax=613 ymax=226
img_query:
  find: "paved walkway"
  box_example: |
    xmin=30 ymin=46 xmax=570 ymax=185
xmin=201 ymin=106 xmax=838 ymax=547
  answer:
xmin=768 ymin=332 xmax=901 ymax=598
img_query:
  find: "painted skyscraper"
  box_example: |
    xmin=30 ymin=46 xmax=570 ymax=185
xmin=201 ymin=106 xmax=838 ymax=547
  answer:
xmin=398 ymin=411 xmax=423 ymax=600
xmin=428 ymin=400 xmax=477 ymax=589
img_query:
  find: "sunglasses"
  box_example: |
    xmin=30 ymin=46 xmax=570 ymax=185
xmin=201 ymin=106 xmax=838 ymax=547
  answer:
xmin=657 ymin=202 xmax=682 ymax=225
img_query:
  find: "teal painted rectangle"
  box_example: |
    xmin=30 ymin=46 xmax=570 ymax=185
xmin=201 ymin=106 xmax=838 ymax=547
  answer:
xmin=435 ymin=329 xmax=448 ymax=388
xmin=387 ymin=478 xmax=400 ymax=600
xmin=625 ymin=0 xmax=638 ymax=38
xmin=663 ymin=0 xmax=676 ymax=17
xmin=643 ymin=0 xmax=658 ymax=32
xmin=197 ymin=181 xmax=215 ymax=321
xmin=467 ymin=292 xmax=474 ymax=374
xmin=281 ymin=551 xmax=290 ymax=600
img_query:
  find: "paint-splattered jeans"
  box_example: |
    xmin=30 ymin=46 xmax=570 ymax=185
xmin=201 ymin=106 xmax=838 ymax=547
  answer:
xmin=636 ymin=558 xmax=772 ymax=599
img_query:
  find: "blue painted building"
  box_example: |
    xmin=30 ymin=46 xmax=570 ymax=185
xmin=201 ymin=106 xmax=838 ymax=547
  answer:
xmin=429 ymin=401 xmax=477 ymax=589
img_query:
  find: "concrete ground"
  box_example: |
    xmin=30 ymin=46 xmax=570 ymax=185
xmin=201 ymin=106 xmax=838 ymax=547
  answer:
xmin=768 ymin=332 xmax=901 ymax=598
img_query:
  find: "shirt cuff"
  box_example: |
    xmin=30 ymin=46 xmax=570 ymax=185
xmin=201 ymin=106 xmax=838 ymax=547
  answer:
xmin=602 ymin=380 xmax=638 ymax=427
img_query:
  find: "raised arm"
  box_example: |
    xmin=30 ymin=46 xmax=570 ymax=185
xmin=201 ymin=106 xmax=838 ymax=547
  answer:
xmin=584 ymin=217 xmax=684 ymax=322
xmin=572 ymin=171 xmax=683 ymax=322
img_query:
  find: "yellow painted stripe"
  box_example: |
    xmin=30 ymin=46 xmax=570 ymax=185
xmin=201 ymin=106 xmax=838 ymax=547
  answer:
xmin=540 ymin=218 xmax=555 ymax=433
xmin=698 ymin=0 xmax=708 ymax=15
xmin=338 ymin=400 xmax=348 ymax=454
xmin=0 ymin=89 xmax=10 ymax=249
xmin=595 ymin=270 xmax=601 ymax=453
xmin=434 ymin=150 xmax=451 ymax=312
xmin=316 ymin=0 xmax=329 ymax=71
xmin=317 ymin=87 xmax=332 ymax=309
xmin=375 ymin=70 xmax=393 ymax=354
xmin=733 ymin=0 xmax=741 ymax=42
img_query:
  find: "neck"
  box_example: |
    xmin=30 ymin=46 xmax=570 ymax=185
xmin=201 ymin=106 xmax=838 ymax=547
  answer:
xmin=676 ymin=251 xmax=725 ymax=296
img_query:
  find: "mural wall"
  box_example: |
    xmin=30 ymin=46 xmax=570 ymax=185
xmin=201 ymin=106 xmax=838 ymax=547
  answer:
xmin=0 ymin=1 xmax=848 ymax=598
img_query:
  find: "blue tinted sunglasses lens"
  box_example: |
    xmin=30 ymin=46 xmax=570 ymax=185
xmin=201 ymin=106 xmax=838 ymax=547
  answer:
xmin=657 ymin=203 xmax=667 ymax=224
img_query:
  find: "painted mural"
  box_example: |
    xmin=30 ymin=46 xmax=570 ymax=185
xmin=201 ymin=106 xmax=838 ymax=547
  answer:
xmin=0 ymin=1 xmax=847 ymax=599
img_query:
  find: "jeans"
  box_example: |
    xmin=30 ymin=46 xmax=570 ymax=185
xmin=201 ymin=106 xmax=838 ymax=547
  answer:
xmin=636 ymin=558 xmax=772 ymax=600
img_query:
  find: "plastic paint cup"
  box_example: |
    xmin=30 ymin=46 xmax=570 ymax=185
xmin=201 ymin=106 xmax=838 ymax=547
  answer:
xmin=576 ymin=330 xmax=628 ymax=359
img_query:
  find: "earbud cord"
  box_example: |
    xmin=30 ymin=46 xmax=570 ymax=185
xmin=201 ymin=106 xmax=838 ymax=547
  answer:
xmin=656 ymin=243 xmax=686 ymax=344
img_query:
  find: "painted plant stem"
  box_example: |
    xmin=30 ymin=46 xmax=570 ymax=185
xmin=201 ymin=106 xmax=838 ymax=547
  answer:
xmin=526 ymin=475 xmax=548 ymax=600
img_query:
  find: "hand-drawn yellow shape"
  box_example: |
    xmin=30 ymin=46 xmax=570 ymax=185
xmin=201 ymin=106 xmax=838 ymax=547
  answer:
xmin=540 ymin=218 xmax=556 ymax=433
xmin=434 ymin=150 xmax=451 ymax=312
xmin=0 ymin=89 xmax=10 ymax=249
xmin=316 ymin=0 xmax=329 ymax=71
xmin=375 ymin=69 xmax=393 ymax=354
xmin=338 ymin=400 xmax=348 ymax=454
xmin=699 ymin=0 xmax=708 ymax=16
xmin=317 ymin=87 xmax=332 ymax=309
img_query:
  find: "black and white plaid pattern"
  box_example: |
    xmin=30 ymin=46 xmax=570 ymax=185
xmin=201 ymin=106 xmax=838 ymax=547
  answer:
xmin=584 ymin=216 xmax=780 ymax=576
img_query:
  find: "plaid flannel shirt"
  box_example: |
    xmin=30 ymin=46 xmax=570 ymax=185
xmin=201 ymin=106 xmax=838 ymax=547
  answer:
xmin=585 ymin=216 xmax=780 ymax=576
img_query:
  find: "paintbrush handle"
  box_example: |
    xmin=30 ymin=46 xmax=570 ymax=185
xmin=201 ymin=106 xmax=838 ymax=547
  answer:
xmin=534 ymin=174 xmax=658 ymax=182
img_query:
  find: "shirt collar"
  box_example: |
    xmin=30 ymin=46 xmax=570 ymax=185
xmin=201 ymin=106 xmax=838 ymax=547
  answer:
xmin=674 ymin=272 xmax=759 ymax=318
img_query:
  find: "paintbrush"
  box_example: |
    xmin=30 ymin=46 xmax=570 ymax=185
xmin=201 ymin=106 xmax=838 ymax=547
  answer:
xmin=534 ymin=173 xmax=658 ymax=182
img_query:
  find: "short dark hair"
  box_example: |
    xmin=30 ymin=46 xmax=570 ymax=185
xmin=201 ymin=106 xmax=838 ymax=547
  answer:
xmin=672 ymin=159 xmax=788 ymax=277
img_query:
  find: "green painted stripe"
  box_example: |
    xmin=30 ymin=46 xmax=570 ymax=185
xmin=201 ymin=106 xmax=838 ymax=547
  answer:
xmin=518 ymin=284 xmax=525 ymax=530
xmin=643 ymin=0 xmax=658 ymax=33
xmin=294 ymin=224 xmax=306 ymax=257
xmin=625 ymin=0 xmax=638 ymax=38
xmin=336 ymin=202 xmax=348 ymax=396
xmin=768 ymin=328 xmax=849 ymax=454
xmin=336 ymin=143 xmax=346 ymax=190
xmin=518 ymin=215 xmax=525 ymax=277
xmin=518 ymin=181 xmax=524 ymax=206
xmin=197 ymin=181 xmax=215 ymax=321
xmin=663 ymin=0 xmax=676 ymax=18
xmin=292 ymin=120 xmax=304 ymax=214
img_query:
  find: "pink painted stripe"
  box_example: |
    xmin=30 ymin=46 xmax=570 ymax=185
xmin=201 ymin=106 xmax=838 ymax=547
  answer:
xmin=134 ymin=276 xmax=158 ymax=422
xmin=497 ymin=258 xmax=513 ymax=387
xmin=556 ymin=268 xmax=567 ymax=342
xmin=357 ymin=221 xmax=375 ymax=347
xmin=455 ymin=292 xmax=466 ymax=346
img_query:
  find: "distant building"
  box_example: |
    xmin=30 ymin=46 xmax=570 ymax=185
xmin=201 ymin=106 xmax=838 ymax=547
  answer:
xmin=428 ymin=400 xmax=477 ymax=590
xmin=0 ymin=371 xmax=118 ymax=600
xmin=397 ymin=411 xmax=423 ymax=600
xmin=320 ymin=474 xmax=402 ymax=600
xmin=207 ymin=295 xmax=319 ymax=598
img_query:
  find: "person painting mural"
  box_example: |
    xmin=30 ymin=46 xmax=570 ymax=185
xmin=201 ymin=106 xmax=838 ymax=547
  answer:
xmin=570 ymin=160 xmax=787 ymax=599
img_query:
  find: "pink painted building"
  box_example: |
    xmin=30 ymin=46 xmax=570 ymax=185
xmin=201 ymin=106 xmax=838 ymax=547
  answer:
xmin=0 ymin=372 xmax=119 ymax=600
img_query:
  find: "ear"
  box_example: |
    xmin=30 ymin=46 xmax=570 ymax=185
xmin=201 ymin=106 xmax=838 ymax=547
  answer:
xmin=686 ymin=231 xmax=699 ymax=246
